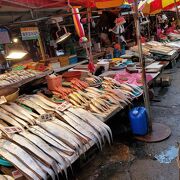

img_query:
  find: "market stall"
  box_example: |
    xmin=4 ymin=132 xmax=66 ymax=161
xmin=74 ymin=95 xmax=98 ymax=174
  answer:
xmin=0 ymin=0 xmax=179 ymax=179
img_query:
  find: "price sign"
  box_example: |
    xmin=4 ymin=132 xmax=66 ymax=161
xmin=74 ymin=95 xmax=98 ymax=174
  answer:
xmin=56 ymin=101 xmax=72 ymax=112
xmin=12 ymin=169 xmax=23 ymax=179
xmin=3 ymin=126 xmax=23 ymax=134
xmin=39 ymin=113 xmax=54 ymax=122
xmin=21 ymin=27 xmax=39 ymax=40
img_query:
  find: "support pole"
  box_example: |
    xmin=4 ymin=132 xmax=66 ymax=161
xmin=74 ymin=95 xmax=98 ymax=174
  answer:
xmin=134 ymin=0 xmax=152 ymax=132
xmin=87 ymin=8 xmax=93 ymax=60
xmin=174 ymin=0 xmax=180 ymax=27
xmin=38 ymin=36 xmax=46 ymax=62
xmin=30 ymin=9 xmax=46 ymax=62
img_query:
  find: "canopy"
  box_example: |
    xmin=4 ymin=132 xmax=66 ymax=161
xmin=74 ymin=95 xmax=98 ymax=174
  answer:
xmin=1 ymin=0 xmax=124 ymax=9
xmin=142 ymin=0 xmax=180 ymax=14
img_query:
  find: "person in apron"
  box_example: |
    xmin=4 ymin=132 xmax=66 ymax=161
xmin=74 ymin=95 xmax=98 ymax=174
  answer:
xmin=109 ymin=17 xmax=127 ymax=52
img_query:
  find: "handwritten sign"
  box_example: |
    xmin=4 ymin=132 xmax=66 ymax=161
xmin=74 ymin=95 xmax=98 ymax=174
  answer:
xmin=21 ymin=27 xmax=39 ymax=40
xmin=12 ymin=169 xmax=23 ymax=179
xmin=56 ymin=101 xmax=72 ymax=112
xmin=3 ymin=126 xmax=23 ymax=134
xmin=39 ymin=113 xmax=54 ymax=122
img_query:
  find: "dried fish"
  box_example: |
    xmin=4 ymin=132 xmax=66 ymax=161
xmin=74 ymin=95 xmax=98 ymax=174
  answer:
xmin=19 ymin=99 xmax=46 ymax=115
xmin=0 ymin=148 xmax=40 ymax=180
xmin=34 ymin=158 xmax=56 ymax=180
xmin=0 ymin=139 xmax=47 ymax=179
xmin=9 ymin=103 xmax=35 ymax=121
xmin=29 ymin=127 xmax=74 ymax=156
xmin=28 ymin=96 xmax=54 ymax=111
xmin=0 ymin=112 xmax=24 ymax=129
xmin=20 ymin=131 xmax=68 ymax=177
xmin=69 ymin=108 xmax=113 ymax=144
xmin=0 ymin=107 xmax=29 ymax=128
xmin=34 ymin=94 xmax=58 ymax=108
xmin=39 ymin=121 xmax=82 ymax=152
xmin=31 ymin=126 xmax=75 ymax=155
xmin=1 ymin=104 xmax=32 ymax=123
xmin=62 ymin=114 xmax=102 ymax=150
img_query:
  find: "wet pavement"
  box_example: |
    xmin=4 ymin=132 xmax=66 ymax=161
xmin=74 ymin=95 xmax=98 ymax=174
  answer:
xmin=77 ymin=61 xmax=180 ymax=180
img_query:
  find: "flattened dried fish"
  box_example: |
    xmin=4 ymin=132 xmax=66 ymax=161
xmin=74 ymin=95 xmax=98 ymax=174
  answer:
xmin=0 ymin=148 xmax=40 ymax=180
xmin=0 ymin=139 xmax=47 ymax=179
xmin=0 ymin=112 xmax=24 ymax=129
xmin=31 ymin=126 xmax=74 ymax=154
xmin=1 ymin=104 xmax=32 ymax=123
xmin=62 ymin=114 xmax=102 ymax=150
xmin=39 ymin=121 xmax=81 ymax=152
xmin=20 ymin=131 xmax=68 ymax=177
xmin=34 ymin=94 xmax=58 ymax=108
xmin=9 ymin=103 xmax=35 ymax=121
xmin=0 ymin=108 xmax=29 ymax=128
xmin=19 ymin=99 xmax=46 ymax=115
xmin=28 ymin=96 xmax=54 ymax=111
xmin=29 ymin=127 xmax=74 ymax=156
xmin=34 ymin=158 xmax=56 ymax=180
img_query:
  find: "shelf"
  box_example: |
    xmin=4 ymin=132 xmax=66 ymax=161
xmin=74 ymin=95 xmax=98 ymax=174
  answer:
xmin=54 ymin=59 xmax=88 ymax=73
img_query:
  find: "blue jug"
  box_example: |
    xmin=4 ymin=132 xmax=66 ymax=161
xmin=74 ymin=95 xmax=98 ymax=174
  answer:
xmin=129 ymin=107 xmax=148 ymax=135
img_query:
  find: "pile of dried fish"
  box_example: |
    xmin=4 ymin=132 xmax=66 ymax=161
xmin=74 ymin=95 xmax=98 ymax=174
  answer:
xmin=102 ymin=77 xmax=143 ymax=97
xmin=0 ymin=70 xmax=41 ymax=87
xmin=68 ymin=77 xmax=142 ymax=114
xmin=0 ymin=93 xmax=112 ymax=179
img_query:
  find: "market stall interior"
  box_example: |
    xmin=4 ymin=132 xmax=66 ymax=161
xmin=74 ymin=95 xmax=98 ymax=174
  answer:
xmin=0 ymin=0 xmax=179 ymax=179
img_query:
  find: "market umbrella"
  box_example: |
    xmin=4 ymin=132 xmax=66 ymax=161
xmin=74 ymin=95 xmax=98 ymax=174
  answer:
xmin=142 ymin=0 xmax=180 ymax=14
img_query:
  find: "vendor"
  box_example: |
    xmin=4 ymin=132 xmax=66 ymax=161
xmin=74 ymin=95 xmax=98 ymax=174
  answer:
xmin=109 ymin=17 xmax=127 ymax=48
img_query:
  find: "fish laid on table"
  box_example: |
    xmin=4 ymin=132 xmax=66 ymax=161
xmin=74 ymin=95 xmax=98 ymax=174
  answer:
xmin=39 ymin=121 xmax=83 ymax=152
xmin=0 ymin=139 xmax=47 ymax=179
xmin=52 ymin=118 xmax=90 ymax=144
xmin=62 ymin=113 xmax=102 ymax=150
xmin=68 ymin=108 xmax=113 ymax=144
xmin=34 ymin=158 xmax=56 ymax=180
xmin=19 ymin=131 xmax=68 ymax=177
xmin=9 ymin=103 xmax=36 ymax=121
xmin=28 ymin=96 xmax=54 ymax=111
xmin=64 ymin=111 xmax=104 ymax=144
xmin=0 ymin=148 xmax=40 ymax=180
xmin=0 ymin=108 xmax=29 ymax=128
xmin=1 ymin=104 xmax=33 ymax=124
xmin=18 ymin=98 xmax=46 ymax=115
xmin=30 ymin=125 xmax=75 ymax=155
xmin=0 ymin=111 xmax=24 ymax=129
xmin=34 ymin=94 xmax=58 ymax=108
xmin=28 ymin=127 xmax=74 ymax=156
xmin=10 ymin=133 xmax=59 ymax=175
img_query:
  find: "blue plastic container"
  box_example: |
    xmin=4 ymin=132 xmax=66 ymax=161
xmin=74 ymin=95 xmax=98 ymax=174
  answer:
xmin=129 ymin=107 xmax=148 ymax=135
xmin=69 ymin=55 xmax=78 ymax=64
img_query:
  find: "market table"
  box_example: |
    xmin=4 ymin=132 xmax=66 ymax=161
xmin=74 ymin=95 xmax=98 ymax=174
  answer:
xmin=0 ymin=69 xmax=53 ymax=90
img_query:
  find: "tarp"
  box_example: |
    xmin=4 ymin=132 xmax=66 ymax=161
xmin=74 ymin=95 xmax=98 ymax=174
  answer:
xmin=142 ymin=0 xmax=180 ymax=14
xmin=1 ymin=0 xmax=124 ymax=8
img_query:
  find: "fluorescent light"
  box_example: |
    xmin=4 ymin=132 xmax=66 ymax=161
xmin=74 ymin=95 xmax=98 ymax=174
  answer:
xmin=6 ymin=51 xmax=27 ymax=60
xmin=56 ymin=32 xmax=71 ymax=44
xmin=12 ymin=38 xmax=19 ymax=43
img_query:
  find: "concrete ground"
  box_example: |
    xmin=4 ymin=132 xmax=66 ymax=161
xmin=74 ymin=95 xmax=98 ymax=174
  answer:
xmin=76 ymin=63 xmax=180 ymax=180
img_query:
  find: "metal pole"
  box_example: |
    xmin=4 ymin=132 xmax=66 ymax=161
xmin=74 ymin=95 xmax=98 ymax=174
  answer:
xmin=134 ymin=0 xmax=152 ymax=132
xmin=87 ymin=8 xmax=93 ymax=59
xmin=174 ymin=0 xmax=180 ymax=27
xmin=30 ymin=10 xmax=46 ymax=62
